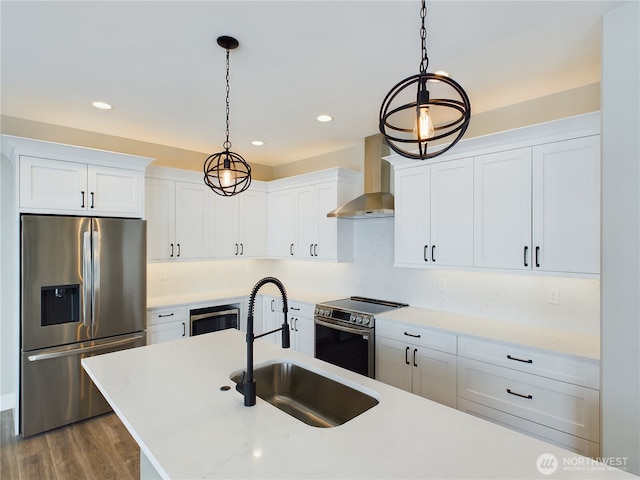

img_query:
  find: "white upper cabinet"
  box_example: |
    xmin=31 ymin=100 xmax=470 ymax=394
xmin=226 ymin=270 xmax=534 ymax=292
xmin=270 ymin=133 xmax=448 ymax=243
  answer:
xmin=474 ymin=148 xmax=532 ymax=270
xmin=532 ymin=136 xmax=600 ymax=274
xmin=473 ymin=136 xmax=600 ymax=274
xmin=394 ymin=157 xmax=474 ymax=268
xmin=390 ymin=113 xmax=601 ymax=276
xmin=210 ymin=189 xmax=267 ymax=259
xmin=268 ymin=168 xmax=359 ymax=262
xmin=145 ymin=177 xmax=208 ymax=261
xmin=5 ymin=135 xmax=151 ymax=217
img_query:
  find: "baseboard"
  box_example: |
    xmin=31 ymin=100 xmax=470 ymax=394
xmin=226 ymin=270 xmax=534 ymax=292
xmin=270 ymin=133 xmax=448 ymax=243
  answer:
xmin=0 ymin=393 xmax=16 ymax=412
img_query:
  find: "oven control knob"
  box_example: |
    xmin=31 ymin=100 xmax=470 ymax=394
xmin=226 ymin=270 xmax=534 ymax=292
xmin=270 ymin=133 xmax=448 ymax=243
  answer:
xmin=362 ymin=317 xmax=370 ymax=325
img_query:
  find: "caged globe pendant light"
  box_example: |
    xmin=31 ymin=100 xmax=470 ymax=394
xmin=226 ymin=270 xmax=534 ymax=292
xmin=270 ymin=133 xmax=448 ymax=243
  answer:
xmin=204 ymin=36 xmax=252 ymax=196
xmin=379 ymin=0 xmax=471 ymax=160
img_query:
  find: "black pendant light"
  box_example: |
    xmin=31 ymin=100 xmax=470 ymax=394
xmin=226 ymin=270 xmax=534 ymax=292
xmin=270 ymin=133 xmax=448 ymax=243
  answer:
xmin=204 ymin=36 xmax=252 ymax=196
xmin=379 ymin=0 xmax=471 ymax=160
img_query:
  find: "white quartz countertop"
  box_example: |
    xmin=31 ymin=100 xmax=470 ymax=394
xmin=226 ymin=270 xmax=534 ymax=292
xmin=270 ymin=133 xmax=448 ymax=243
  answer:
xmin=82 ymin=330 xmax=628 ymax=479
xmin=377 ymin=307 xmax=600 ymax=360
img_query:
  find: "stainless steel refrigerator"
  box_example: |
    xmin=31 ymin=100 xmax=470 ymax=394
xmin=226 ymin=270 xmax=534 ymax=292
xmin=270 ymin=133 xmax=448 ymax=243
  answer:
xmin=20 ymin=215 xmax=147 ymax=437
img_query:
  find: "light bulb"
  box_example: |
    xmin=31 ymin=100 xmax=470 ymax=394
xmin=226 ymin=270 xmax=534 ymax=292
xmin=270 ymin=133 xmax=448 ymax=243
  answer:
xmin=414 ymin=105 xmax=435 ymax=140
xmin=220 ymin=168 xmax=233 ymax=187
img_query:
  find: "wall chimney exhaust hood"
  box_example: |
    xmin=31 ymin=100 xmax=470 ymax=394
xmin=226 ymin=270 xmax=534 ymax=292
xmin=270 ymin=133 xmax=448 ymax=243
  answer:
xmin=327 ymin=134 xmax=393 ymax=219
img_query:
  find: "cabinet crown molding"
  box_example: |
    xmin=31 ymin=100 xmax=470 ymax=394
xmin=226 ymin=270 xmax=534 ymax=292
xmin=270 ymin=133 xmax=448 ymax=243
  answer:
xmin=1 ymin=134 xmax=153 ymax=171
xmin=267 ymin=167 xmax=361 ymax=192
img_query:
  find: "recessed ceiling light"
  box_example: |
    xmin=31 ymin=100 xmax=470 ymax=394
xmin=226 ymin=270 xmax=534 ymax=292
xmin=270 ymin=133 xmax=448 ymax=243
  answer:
xmin=92 ymin=101 xmax=112 ymax=110
xmin=316 ymin=114 xmax=333 ymax=123
xmin=251 ymin=140 xmax=264 ymax=146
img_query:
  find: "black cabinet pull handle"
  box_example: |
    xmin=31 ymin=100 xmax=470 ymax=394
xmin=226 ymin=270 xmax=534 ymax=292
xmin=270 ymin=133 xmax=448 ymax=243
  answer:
xmin=240 ymin=243 xmax=244 ymax=255
xmin=158 ymin=313 xmax=174 ymax=318
xmin=423 ymin=245 xmax=428 ymax=262
xmin=170 ymin=243 xmax=174 ymax=258
xmin=81 ymin=191 xmax=85 ymax=208
xmin=524 ymin=246 xmax=529 ymax=267
xmin=290 ymin=243 xmax=294 ymax=256
xmin=182 ymin=322 xmax=186 ymax=337
xmin=507 ymin=354 xmax=533 ymax=364
xmin=176 ymin=243 xmax=181 ymax=257
xmin=310 ymin=244 xmax=314 ymax=256
xmin=535 ymin=246 xmax=540 ymax=268
xmin=314 ymin=244 xmax=318 ymax=256
xmin=404 ymin=331 xmax=421 ymax=338
xmin=507 ymin=388 xmax=533 ymax=400
xmin=235 ymin=243 xmax=239 ymax=256
xmin=405 ymin=346 xmax=410 ymax=365
xmin=90 ymin=192 xmax=95 ymax=209
xmin=291 ymin=306 xmax=300 ymax=311
xmin=432 ymin=245 xmax=436 ymax=263
xmin=413 ymin=348 xmax=418 ymax=367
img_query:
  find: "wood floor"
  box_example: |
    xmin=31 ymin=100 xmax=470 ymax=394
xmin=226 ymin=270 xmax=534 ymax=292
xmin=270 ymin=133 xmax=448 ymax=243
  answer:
xmin=0 ymin=410 xmax=139 ymax=480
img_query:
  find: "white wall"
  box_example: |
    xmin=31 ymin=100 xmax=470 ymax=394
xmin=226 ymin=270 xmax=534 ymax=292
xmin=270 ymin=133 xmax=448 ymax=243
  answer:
xmin=601 ymin=1 xmax=640 ymax=475
xmin=149 ymin=218 xmax=601 ymax=337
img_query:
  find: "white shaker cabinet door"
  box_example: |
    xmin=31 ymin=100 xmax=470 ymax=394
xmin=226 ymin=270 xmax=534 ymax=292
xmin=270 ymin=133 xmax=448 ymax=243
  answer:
xmin=429 ymin=157 xmax=474 ymax=267
xmin=145 ymin=178 xmax=175 ymax=261
xmin=295 ymin=186 xmax=316 ymax=259
xmin=19 ymin=156 xmax=87 ymax=212
xmin=394 ymin=165 xmax=430 ymax=266
xmin=88 ymin=165 xmax=143 ymax=216
xmin=532 ymin=136 xmax=600 ymax=274
xmin=174 ymin=182 xmax=208 ymax=260
xmin=269 ymin=189 xmax=296 ymax=258
xmin=239 ymin=189 xmax=267 ymax=257
xmin=313 ymin=182 xmax=339 ymax=260
xmin=474 ymin=148 xmax=532 ymax=269
xmin=211 ymin=195 xmax=240 ymax=258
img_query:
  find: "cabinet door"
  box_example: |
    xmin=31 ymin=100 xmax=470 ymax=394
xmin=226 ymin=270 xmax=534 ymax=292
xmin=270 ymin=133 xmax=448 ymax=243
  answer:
xmin=394 ymin=166 xmax=430 ymax=266
xmin=296 ymin=186 xmax=316 ymax=258
xmin=315 ymin=182 xmax=339 ymax=260
xmin=375 ymin=336 xmax=413 ymax=392
xmin=211 ymin=195 xmax=240 ymax=258
xmin=239 ymin=190 xmax=266 ymax=257
xmin=261 ymin=296 xmax=282 ymax=344
xmin=295 ymin=315 xmax=315 ymax=357
xmin=532 ymin=136 xmax=600 ymax=274
xmin=430 ymin=157 xmax=474 ymax=266
xmin=147 ymin=320 xmax=188 ymax=345
xmin=19 ymin=156 xmax=87 ymax=212
xmin=145 ymin=178 xmax=175 ymax=260
xmin=412 ymin=347 xmax=458 ymax=408
xmin=174 ymin=182 xmax=208 ymax=260
xmin=268 ymin=189 xmax=296 ymax=257
xmin=88 ymin=165 xmax=143 ymax=216
xmin=474 ymin=148 xmax=532 ymax=269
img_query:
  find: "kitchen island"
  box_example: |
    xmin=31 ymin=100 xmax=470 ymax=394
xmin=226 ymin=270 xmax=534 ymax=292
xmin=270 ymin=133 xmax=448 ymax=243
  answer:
xmin=82 ymin=329 xmax=633 ymax=479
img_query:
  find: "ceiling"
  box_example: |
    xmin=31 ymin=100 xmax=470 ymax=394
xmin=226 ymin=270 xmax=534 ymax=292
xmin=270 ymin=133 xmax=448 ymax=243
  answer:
xmin=0 ymin=1 xmax=625 ymax=167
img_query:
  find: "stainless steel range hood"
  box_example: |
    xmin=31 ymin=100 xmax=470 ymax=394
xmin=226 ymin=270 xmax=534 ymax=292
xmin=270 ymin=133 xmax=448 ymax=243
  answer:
xmin=327 ymin=134 xmax=393 ymax=219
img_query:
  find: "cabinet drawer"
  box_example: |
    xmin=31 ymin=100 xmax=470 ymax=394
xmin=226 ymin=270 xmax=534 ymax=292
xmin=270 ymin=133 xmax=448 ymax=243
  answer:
xmin=147 ymin=320 xmax=188 ymax=345
xmin=458 ymin=357 xmax=599 ymax=442
xmin=289 ymin=300 xmax=314 ymax=318
xmin=458 ymin=336 xmax=599 ymax=389
xmin=147 ymin=306 xmax=188 ymax=326
xmin=457 ymin=398 xmax=600 ymax=458
xmin=376 ymin=320 xmax=457 ymax=354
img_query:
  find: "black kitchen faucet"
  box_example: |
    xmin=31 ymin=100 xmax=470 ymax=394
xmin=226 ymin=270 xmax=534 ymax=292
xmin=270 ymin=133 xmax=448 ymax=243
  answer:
xmin=237 ymin=277 xmax=290 ymax=406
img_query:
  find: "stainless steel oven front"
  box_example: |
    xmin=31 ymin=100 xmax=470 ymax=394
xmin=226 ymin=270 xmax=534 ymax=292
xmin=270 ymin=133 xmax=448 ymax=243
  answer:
xmin=314 ymin=313 xmax=375 ymax=378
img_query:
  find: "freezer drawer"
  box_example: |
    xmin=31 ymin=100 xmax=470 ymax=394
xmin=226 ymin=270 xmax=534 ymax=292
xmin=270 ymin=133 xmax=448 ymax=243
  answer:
xmin=20 ymin=332 xmax=145 ymax=437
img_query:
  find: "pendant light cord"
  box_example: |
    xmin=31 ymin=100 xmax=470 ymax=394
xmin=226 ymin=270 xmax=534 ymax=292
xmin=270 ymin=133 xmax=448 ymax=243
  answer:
xmin=224 ymin=48 xmax=232 ymax=150
xmin=419 ymin=0 xmax=429 ymax=74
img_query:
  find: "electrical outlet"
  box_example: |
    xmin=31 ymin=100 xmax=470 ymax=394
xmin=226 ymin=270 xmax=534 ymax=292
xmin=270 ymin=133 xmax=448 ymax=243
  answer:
xmin=438 ymin=279 xmax=447 ymax=293
xmin=547 ymin=288 xmax=559 ymax=305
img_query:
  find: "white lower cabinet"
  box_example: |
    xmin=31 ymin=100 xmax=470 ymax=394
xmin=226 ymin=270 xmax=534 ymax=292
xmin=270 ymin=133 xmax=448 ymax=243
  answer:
xmin=457 ymin=336 xmax=600 ymax=456
xmin=146 ymin=306 xmax=188 ymax=345
xmin=375 ymin=321 xmax=457 ymax=408
xmin=261 ymin=296 xmax=283 ymax=345
xmin=289 ymin=301 xmax=314 ymax=356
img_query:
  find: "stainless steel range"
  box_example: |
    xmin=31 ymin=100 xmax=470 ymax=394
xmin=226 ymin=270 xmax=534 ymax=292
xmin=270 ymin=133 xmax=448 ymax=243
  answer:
xmin=314 ymin=296 xmax=408 ymax=378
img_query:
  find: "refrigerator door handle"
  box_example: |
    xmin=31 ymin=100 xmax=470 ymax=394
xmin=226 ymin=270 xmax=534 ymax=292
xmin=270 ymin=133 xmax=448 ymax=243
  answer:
xmin=27 ymin=334 xmax=145 ymax=362
xmin=82 ymin=231 xmax=92 ymax=329
xmin=92 ymin=230 xmax=101 ymax=335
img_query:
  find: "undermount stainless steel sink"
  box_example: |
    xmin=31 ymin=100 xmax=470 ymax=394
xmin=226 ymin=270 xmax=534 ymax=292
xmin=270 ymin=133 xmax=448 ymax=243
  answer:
xmin=230 ymin=361 xmax=379 ymax=428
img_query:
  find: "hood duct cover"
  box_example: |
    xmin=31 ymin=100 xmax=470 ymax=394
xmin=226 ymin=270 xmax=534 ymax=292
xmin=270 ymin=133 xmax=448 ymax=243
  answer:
xmin=327 ymin=134 xmax=394 ymax=219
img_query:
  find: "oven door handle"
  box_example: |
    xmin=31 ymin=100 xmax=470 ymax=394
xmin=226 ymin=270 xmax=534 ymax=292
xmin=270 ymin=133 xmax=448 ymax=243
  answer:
xmin=314 ymin=317 xmax=370 ymax=337
xmin=190 ymin=309 xmax=238 ymax=322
